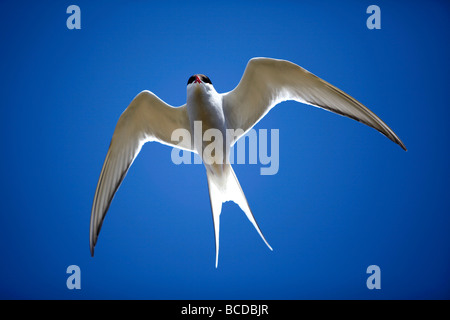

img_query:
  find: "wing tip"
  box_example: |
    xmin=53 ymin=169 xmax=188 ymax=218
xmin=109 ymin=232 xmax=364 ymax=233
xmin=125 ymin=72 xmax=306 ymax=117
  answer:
xmin=394 ymin=137 xmax=407 ymax=152
xmin=90 ymin=233 xmax=97 ymax=257
xmin=399 ymin=141 xmax=407 ymax=152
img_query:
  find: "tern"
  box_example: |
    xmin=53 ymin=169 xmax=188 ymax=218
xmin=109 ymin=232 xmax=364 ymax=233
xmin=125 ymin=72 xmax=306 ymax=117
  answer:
xmin=90 ymin=57 xmax=406 ymax=267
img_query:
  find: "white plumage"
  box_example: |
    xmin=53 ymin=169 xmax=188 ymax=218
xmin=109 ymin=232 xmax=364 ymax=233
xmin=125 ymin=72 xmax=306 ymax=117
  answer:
xmin=90 ymin=57 xmax=406 ymax=267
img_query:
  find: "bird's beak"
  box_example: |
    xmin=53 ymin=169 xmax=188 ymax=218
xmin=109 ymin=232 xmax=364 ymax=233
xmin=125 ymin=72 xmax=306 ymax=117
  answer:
xmin=194 ymin=75 xmax=202 ymax=84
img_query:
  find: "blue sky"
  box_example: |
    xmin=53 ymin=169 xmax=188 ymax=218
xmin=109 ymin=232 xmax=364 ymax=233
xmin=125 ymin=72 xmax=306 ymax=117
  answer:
xmin=0 ymin=0 xmax=449 ymax=299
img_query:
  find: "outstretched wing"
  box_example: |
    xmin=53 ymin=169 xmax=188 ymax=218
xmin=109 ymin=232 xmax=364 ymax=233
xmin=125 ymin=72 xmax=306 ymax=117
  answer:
xmin=90 ymin=90 xmax=192 ymax=256
xmin=222 ymin=57 xmax=406 ymax=150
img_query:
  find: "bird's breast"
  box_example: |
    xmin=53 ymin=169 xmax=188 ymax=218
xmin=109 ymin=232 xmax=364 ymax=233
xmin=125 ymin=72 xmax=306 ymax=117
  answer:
xmin=187 ymin=87 xmax=228 ymax=174
xmin=187 ymin=87 xmax=225 ymax=136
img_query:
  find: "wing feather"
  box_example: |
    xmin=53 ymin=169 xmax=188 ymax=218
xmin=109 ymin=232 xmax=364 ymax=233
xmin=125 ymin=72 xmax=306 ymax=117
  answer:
xmin=223 ymin=57 xmax=406 ymax=150
xmin=90 ymin=90 xmax=192 ymax=256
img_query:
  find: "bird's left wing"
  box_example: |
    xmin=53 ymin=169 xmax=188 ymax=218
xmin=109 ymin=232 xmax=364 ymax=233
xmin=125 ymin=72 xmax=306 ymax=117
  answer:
xmin=90 ymin=90 xmax=192 ymax=256
xmin=222 ymin=57 xmax=406 ymax=150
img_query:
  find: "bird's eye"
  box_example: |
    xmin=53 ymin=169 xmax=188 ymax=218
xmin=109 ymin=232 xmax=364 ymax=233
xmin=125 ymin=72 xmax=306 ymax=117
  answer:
xmin=201 ymin=75 xmax=212 ymax=84
xmin=187 ymin=75 xmax=196 ymax=85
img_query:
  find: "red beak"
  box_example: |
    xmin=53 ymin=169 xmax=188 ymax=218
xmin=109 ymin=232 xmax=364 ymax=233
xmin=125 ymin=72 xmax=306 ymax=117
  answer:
xmin=194 ymin=75 xmax=202 ymax=84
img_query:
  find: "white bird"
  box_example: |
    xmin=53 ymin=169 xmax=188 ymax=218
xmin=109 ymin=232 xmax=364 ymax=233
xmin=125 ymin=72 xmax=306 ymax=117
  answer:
xmin=90 ymin=57 xmax=406 ymax=267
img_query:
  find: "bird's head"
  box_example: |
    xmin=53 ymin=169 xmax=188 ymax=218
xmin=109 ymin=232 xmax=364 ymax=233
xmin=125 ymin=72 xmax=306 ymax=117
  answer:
xmin=187 ymin=74 xmax=212 ymax=86
xmin=186 ymin=74 xmax=215 ymax=101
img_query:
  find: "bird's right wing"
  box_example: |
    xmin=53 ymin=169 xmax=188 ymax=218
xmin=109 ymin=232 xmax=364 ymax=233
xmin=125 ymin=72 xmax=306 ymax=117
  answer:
xmin=90 ymin=90 xmax=192 ymax=256
xmin=222 ymin=57 xmax=406 ymax=150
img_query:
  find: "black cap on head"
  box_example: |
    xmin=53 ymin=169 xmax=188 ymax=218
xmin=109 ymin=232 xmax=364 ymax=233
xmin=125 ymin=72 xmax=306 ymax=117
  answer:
xmin=187 ymin=74 xmax=212 ymax=85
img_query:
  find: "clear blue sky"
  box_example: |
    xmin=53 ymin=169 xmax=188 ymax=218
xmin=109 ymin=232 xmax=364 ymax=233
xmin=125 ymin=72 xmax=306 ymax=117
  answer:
xmin=0 ymin=0 xmax=449 ymax=299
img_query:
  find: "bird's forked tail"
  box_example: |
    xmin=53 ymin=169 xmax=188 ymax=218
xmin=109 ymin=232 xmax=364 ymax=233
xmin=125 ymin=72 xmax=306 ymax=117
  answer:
xmin=206 ymin=165 xmax=272 ymax=268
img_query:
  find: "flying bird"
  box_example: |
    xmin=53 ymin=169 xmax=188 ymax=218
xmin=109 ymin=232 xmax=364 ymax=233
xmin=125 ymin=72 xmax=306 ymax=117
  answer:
xmin=90 ymin=57 xmax=406 ymax=267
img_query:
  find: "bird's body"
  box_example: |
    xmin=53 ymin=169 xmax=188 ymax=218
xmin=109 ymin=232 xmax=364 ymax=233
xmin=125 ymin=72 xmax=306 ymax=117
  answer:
xmin=186 ymin=76 xmax=227 ymax=176
xmin=90 ymin=58 xmax=406 ymax=267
